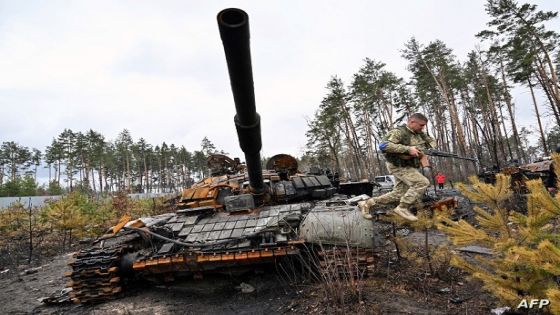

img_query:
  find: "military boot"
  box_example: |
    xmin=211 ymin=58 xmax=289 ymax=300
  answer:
xmin=358 ymin=198 xmax=377 ymax=220
xmin=392 ymin=203 xmax=418 ymax=222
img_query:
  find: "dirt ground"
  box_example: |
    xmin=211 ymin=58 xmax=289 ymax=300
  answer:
xmin=0 ymin=229 xmax=498 ymax=315
xmin=0 ymin=189 xmax=503 ymax=314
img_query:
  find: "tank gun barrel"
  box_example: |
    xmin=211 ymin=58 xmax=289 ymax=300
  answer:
xmin=217 ymin=8 xmax=265 ymax=194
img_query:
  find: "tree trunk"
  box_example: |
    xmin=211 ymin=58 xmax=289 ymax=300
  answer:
xmin=461 ymin=89 xmax=482 ymax=161
xmin=67 ymin=158 xmax=74 ymax=191
xmin=528 ymin=78 xmax=549 ymax=156
xmin=363 ymin=110 xmax=379 ymax=177
xmin=482 ymin=69 xmax=507 ymax=164
xmin=499 ymin=58 xmax=525 ymax=162
xmin=98 ymin=162 xmax=104 ymax=193
xmin=57 ymin=160 xmax=61 ymax=186
xmin=497 ymin=100 xmax=514 ymax=161
xmin=517 ymin=14 xmax=560 ymax=107
xmin=534 ymin=63 xmax=560 ymax=127
xmin=126 ymin=153 xmax=131 ymax=193
xmin=27 ymin=202 xmax=33 ymax=264
xmin=158 ymin=159 xmax=162 ymax=193
xmin=91 ymin=168 xmax=96 ymax=194
xmin=338 ymin=102 xmax=363 ymax=179
xmin=143 ymin=154 xmax=148 ymax=193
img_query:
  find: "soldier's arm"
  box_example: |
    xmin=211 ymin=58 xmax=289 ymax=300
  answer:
xmin=426 ymin=135 xmax=436 ymax=149
xmin=378 ymin=129 xmax=411 ymax=154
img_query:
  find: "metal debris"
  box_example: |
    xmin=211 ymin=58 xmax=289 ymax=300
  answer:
xmin=20 ymin=266 xmax=42 ymax=276
xmin=438 ymin=287 xmax=450 ymax=294
xmin=491 ymin=306 xmax=511 ymax=315
xmin=237 ymin=282 xmax=255 ymax=293
xmin=457 ymin=245 xmax=494 ymax=255
xmin=40 ymin=288 xmax=73 ymax=305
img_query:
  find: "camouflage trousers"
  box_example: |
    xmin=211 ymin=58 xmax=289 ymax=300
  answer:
xmin=375 ymin=163 xmax=430 ymax=206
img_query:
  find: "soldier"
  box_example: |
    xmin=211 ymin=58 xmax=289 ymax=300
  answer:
xmin=359 ymin=113 xmax=436 ymax=221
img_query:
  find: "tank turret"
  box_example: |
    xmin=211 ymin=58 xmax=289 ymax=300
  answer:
xmin=218 ymin=8 xmax=265 ymax=195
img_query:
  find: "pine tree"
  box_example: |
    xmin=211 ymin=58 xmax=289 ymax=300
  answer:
xmin=436 ymin=158 xmax=560 ymax=313
xmin=478 ymin=0 xmax=560 ymax=112
xmin=0 ymin=141 xmax=32 ymax=182
xmin=41 ymin=196 xmax=87 ymax=249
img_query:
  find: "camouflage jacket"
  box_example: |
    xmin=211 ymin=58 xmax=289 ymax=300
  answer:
xmin=378 ymin=125 xmax=436 ymax=167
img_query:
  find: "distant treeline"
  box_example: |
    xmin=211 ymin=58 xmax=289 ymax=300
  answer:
xmin=0 ymin=130 xmax=224 ymax=196
xmin=304 ymin=0 xmax=560 ymax=182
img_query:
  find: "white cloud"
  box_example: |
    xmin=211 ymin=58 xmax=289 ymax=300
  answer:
xmin=0 ymin=0 xmax=558 ymax=161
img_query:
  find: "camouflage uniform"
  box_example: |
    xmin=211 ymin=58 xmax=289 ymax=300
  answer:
xmin=375 ymin=125 xmax=436 ymax=206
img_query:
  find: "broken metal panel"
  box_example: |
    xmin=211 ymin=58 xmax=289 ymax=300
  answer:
xmin=185 ymin=233 xmax=198 ymax=243
xmin=311 ymin=189 xmax=327 ymax=198
xmin=191 ymin=224 xmax=204 ymax=233
xmin=157 ymin=243 xmax=174 ymax=255
xmin=224 ymin=221 xmax=237 ymax=230
xmin=234 ymin=220 xmax=247 ymax=229
xmin=214 ymin=222 xmax=226 ymax=230
xmin=256 ymin=217 xmax=269 ymax=227
xmin=231 ymin=228 xmax=244 ymax=238
xmin=519 ymin=160 xmax=552 ymax=172
xmin=178 ymin=226 xmax=193 ymax=237
xmin=266 ymin=206 xmax=280 ymax=217
xmin=168 ymin=223 xmax=184 ymax=233
xmin=301 ymin=177 xmax=318 ymax=188
xmin=183 ymin=215 xmax=200 ymax=226
xmin=224 ymin=194 xmax=255 ymax=212
xmin=458 ymin=245 xmax=493 ymax=255
xmin=242 ymin=227 xmax=256 ymax=236
xmin=273 ymin=182 xmax=286 ymax=196
xmin=316 ymin=175 xmax=332 ymax=187
xmin=292 ymin=177 xmax=305 ymax=189
xmin=202 ymin=223 xmax=215 ymax=232
xmin=196 ymin=232 xmax=211 ymax=242
xmin=207 ymin=231 xmax=222 ymax=241
xmin=218 ymin=229 xmax=232 ymax=239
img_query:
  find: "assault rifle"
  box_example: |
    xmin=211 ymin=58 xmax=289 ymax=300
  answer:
xmin=400 ymin=149 xmax=478 ymax=167
xmin=422 ymin=149 xmax=478 ymax=162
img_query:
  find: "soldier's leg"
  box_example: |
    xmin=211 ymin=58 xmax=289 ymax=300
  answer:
xmin=374 ymin=178 xmax=408 ymax=204
xmin=388 ymin=166 xmax=430 ymax=221
xmin=392 ymin=166 xmax=430 ymax=205
xmin=359 ymin=173 xmax=408 ymax=219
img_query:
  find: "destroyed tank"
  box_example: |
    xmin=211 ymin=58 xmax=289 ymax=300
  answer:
xmin=479 ymin=158 xmax=555 ymax=193
xmin=64 ymin=8 xmax=386 ymax=304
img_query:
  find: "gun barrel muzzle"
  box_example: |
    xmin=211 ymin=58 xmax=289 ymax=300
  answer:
xmin=217 ymin=8 xmax=265 ymax=194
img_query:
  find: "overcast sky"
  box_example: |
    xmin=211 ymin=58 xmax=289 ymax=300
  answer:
xmin=1 ymin=0 xmax=558 ymax=164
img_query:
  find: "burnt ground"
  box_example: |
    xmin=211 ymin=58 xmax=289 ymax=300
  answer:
xmin=0 ymin=191 xmax=501 ymax=315
xmin=0 ymin=233 xmax=498 ymax=315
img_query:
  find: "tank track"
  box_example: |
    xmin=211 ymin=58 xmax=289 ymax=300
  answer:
xmin=66 ymin=233 xmax=138 ymax=304
xmin=317 ymin=246 xmax=375 ymax=279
